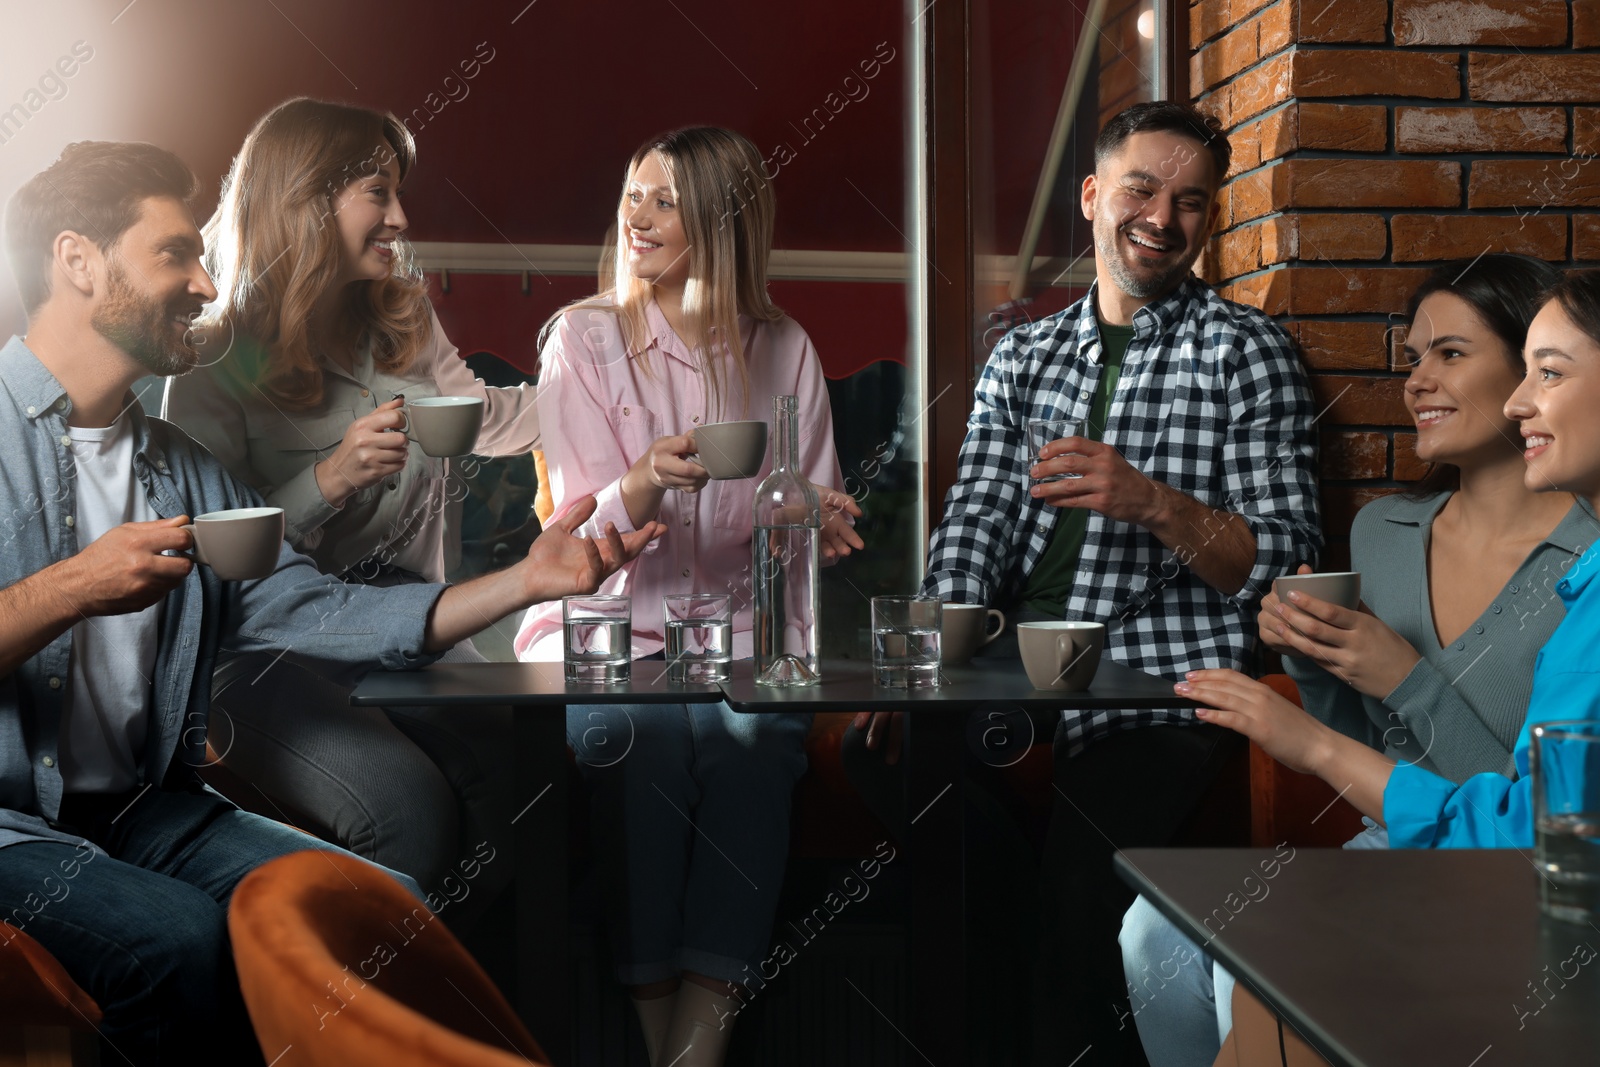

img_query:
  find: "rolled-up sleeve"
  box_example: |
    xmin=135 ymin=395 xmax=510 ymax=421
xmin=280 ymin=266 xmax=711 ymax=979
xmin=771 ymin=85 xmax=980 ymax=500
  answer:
xmin=1221 ymin=328 xmax=1322 ymax=605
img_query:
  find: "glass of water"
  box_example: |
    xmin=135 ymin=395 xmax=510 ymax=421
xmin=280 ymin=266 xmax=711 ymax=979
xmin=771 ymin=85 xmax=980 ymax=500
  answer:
xmin=1027 ymin=418 xmax=1083 ymax=484
xmin=563 ymin=594 xmax=632 ymax=684
xmin=663 ymin=593 xmax=733 ymax=683
xmin=871 ymin=595 xmax=942 ymax=689
xmin=1532 ymin=720 xmax=1600 ymax=923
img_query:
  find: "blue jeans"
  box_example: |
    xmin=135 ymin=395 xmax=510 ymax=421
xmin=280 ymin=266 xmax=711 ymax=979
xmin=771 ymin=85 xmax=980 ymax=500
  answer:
xmin=1119 ymin=818 xmax=1389 ymax=1066
xmin=0 ymin=786 xmax=421 ymax=1066
xmin=569 ymin=701 xmax=812 ymax=986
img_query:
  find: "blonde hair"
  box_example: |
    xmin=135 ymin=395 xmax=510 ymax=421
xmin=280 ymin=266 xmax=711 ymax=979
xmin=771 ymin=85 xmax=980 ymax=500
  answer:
xmin=200 ymin=97 xmax=432 ymax=409
xmin=550 ymin=126 xmax=783 ymax=418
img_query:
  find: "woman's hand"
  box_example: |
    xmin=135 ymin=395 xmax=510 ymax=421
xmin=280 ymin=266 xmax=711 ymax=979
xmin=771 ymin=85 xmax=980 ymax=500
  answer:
xmin=816 ymin=485 xmax=864 ymax=564
xmin=1178 ymin=669 xmax=1336 ymax=775
xmin=315 ymin=398 xmax=410 ymax=507
xmin=634 ymin=433 xmax=712 ymax=493
xmin=1266 ymin=588 xmax=1421 ymax=700
xmin=850 ymin=710 xmax=904 ymax=765
xmin=1257 ymin=564 xmax=1312 ymax=655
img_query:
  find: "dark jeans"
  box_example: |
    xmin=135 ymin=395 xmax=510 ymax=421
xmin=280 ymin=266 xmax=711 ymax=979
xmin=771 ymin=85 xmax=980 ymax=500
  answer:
xmin=0 ymin=786 xmax=421 ymax=1066
xmin=837 ymin=628 xmax=1241 ymax=1066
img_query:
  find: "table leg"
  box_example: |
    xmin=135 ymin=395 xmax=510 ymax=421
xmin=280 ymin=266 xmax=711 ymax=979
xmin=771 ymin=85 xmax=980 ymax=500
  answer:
xmin=907 ymin=712 xmax=967 ymax=1059
xmin=514 ymin=704 xmax=570 ymax=1062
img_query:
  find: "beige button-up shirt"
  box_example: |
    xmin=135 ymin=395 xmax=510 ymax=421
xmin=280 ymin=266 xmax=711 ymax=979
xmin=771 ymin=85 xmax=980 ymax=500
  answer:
xmin=163 ymin=309 xmax=540 ymax=582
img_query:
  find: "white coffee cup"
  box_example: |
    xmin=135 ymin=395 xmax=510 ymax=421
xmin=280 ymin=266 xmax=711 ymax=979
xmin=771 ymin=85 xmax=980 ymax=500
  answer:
xmin=1017 ymin=621 xmax=1105 ymax=692
xmin=183 ymin=507 xmax=284 ymax=581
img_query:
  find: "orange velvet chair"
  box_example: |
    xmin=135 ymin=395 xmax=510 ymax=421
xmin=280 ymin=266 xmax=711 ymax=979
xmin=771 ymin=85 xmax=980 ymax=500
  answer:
xmin=228 ymin=851 xmax=549 ymax=1067
xmin=0 ymin=923 xmax=101 ymax=1066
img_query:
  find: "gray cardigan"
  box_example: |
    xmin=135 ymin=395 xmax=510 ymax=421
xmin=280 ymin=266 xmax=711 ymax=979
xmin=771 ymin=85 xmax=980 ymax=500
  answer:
xmin=1286 ymin=491 xmax=1599 ymax=784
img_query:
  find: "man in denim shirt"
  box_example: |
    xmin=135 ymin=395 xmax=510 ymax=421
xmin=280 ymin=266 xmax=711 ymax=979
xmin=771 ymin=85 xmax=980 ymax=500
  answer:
xmin=0 ymin=142 xmax=660 ymax=1065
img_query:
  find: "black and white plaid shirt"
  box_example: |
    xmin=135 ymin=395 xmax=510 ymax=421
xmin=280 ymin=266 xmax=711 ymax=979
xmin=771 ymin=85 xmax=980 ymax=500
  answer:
xmin=923 ymin=278 xmax=1323 ymax=754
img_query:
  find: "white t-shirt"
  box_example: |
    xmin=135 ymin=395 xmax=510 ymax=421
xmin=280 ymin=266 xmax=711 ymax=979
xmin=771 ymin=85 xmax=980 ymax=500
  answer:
xmin=61 ymin=414 xmax=162 ymax=794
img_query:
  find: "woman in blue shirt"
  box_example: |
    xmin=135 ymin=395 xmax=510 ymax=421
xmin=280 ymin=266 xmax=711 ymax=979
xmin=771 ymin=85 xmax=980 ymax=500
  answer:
xmin=1180 ymin=268 xmax=1600 ymax=850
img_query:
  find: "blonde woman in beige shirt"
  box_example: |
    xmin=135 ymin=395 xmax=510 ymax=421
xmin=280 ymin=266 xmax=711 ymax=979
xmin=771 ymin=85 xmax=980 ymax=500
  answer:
xmin=163 ymin=98 xmax=535 ymax=917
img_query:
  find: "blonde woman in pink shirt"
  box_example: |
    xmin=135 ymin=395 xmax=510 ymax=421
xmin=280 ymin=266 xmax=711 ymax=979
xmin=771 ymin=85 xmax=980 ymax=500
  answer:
xmin=515 ymin=127 xmax=862 ymax=1066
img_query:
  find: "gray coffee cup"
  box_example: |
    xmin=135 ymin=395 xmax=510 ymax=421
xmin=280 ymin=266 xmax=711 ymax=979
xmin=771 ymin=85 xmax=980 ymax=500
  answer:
xmin=183 ymin=507 xmax=284 ymax=581
xmin=940 ymin=604 xmax=1005 ymax=665
xmin=406 ymin=396 xmax=485 ymax=458
xmin=1017 ymin=621 xmax=1105 ymax=692
xmin=688 ymin=420 xmax=768 ymax=480
xmin=1272 ymin=571 xmax=1360 ymax=610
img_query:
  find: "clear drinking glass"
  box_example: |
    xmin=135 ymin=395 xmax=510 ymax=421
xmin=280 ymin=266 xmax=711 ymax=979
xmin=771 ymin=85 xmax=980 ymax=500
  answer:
xmin=871 ymin=595 xmax=942 ymax=689
xmin=1532 ymin=720 xmax=1600 ymax=923
xmin=563 ymin=594 xmax=632 ymax=683
xmin=663 ymin=593 xmax=733 ymax=683
xmin=1027 ymin=417 xmax=1083 ymax=484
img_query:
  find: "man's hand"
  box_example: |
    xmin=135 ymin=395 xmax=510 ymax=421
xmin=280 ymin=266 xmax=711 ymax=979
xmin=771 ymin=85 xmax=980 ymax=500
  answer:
xmin=518 ymin=495 xmax=666 ymax=604
xmin=816 ymin=485 xmax=865 ymax=564
xmin=316 ymin=398 xmax=409 ymax=506
xmin=851 ymin=710 xmax=904 ymax=765
xmin=58 ymin=517 xmax=194 ymax=617
xmin=1029 ymin=436 xmax=1166 ymax=527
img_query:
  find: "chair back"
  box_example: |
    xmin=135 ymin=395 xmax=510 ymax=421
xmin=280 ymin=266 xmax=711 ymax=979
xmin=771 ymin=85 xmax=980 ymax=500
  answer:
xmin=228 ymin=850 xmax=548 ymax=1067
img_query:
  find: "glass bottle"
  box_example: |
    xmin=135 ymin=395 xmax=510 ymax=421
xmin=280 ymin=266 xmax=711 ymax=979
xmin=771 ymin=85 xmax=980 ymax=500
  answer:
xmin=752 ymin=394 xmax=821 ymax=686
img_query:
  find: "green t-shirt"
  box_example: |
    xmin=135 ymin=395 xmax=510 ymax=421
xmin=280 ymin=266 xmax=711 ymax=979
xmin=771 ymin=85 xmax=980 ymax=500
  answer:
xmin=1020 ymin=319 xmax=1134 ymax=619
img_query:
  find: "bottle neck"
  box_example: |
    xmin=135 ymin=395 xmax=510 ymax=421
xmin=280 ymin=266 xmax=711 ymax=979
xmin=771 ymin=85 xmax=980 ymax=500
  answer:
xmin=771 ymin=395 xmax=799 ymax=471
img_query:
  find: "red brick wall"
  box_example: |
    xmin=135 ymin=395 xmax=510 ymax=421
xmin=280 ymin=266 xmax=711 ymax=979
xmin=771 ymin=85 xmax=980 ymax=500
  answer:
xmin=1190 ymin=0 xmax=1600 ymax=566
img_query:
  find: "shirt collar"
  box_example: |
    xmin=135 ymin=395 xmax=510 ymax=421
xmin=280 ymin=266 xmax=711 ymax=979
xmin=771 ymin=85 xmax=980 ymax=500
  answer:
xmin=1381 ymin=491 xmax=1598 ymax=556
xmin=1078 ymin=276 xmax=1200 ymax=352
xmin=643 ymin=300 xmax=751 ymax=370
xmin=0 ymin=334 xmax=165 ymax=468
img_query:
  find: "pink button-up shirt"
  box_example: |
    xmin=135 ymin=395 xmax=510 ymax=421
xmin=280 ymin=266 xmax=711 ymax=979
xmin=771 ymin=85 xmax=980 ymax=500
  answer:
xmin=515 ymin=301 xmax=844 ymax=661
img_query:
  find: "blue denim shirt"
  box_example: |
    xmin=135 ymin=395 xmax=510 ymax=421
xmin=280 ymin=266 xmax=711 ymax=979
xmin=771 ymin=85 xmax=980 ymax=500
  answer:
xmin=0 ymin=336 xmax=444 ymax=851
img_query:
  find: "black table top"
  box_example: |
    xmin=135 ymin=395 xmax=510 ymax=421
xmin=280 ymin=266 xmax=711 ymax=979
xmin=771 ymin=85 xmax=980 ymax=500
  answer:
xmin=349 ymin=660 xmax=724 ymax=706
xmin=351 ymin=657 xmax=1197 ymax=713
xmin=1115 ymin=847 xmax=1600 ymax=1067
xmin=720 ymin=657 xmax=1198 ymax=712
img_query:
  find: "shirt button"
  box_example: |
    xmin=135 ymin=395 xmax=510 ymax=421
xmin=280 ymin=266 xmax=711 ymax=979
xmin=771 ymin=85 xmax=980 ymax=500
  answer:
xmin=623 ymin=407 xmax=631 ymax=416
xmin=60 ymin=435 xmax=71 ymax=447
xmin=48 ymin=677 xmax=61 ymax=689
xmin=157 ymin=460 xmax=168 ymax=472
xmin=54 ymin=398 xmax=66 ymax=412
xmin=361 ymin=389 xmax=370 ymax=398
xmin=683 ymin=516 xmax=692 ymax=526
xmin=388 ymin=481 xmax=399 ymax=491
xmin=693 ymin=416 xmax=701 ymax=424
xmin=681 ymin=568 xmax=691 ymax=578
xmin=42 ymin=756 xmax=54 ymax=768
xmin=1474 ymin=624 xmax=1485 ymax=635
xmin=1510 ymin=584 xmax=1520 ymax=594
xmin=1455 ymin=641 xmax=1466 ymax=651
xmin=25 ymin=405 xmax=35 ymax=416
xmin=1492 ymin=604 xmax=1502 ymax=614
xmin=64 ymin=515 xmax=74 ymax=528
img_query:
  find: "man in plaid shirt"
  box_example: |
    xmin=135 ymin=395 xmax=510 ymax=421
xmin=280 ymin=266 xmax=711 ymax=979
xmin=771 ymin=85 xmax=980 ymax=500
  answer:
xmin=846 ymin=101 xmax=1321 ymax=1064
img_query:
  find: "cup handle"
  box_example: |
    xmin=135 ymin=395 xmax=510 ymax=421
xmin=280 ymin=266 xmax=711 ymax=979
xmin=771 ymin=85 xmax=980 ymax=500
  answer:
xmin=1054 ymin=632 xmax=1077 ymax=685
xmin=180 ymin=524 xmax=209 ymax=567
xmin=981 ymin=609 xmax=1005 ymax=645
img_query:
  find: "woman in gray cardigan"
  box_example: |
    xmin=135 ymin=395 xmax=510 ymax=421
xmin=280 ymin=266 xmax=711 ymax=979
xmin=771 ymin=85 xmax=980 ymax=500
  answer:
xmin=1119 ymin=254 xmax=1600 ymax=1067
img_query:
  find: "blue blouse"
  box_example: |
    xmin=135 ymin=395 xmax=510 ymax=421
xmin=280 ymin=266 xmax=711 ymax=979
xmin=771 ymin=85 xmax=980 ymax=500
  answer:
xmin=1385 ymin=539 xmax=1600 ymax=848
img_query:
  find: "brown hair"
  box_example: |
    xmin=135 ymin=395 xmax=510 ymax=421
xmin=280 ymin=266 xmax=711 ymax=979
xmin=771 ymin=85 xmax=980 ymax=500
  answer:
xmin=5 ymin=141 xmax=197 ymax=315
xmin=200 ymin=97 xmax=431 ymax=410
xmin=548 ymin=127 xmax=783 ymax=418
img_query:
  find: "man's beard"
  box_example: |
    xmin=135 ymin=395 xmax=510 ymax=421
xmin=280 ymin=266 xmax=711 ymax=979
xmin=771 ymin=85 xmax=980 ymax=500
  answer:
xmin=1095 ymin=217 xmax=1197 ymax=301
xmin=90 ymin=263 xmax=202 ymax=377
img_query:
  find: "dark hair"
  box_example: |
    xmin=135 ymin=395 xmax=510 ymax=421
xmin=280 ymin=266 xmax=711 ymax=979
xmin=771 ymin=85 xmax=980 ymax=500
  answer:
xmin=1094 ymin=101 xmax=1230 ymax=185
xmin=1542 ymin=269 xmax=1600 ymax=350
xmin=4 ymin=141 xmax=197 ymax=315
xmin=1403 ymin=253 xmax=1562 ymax=498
